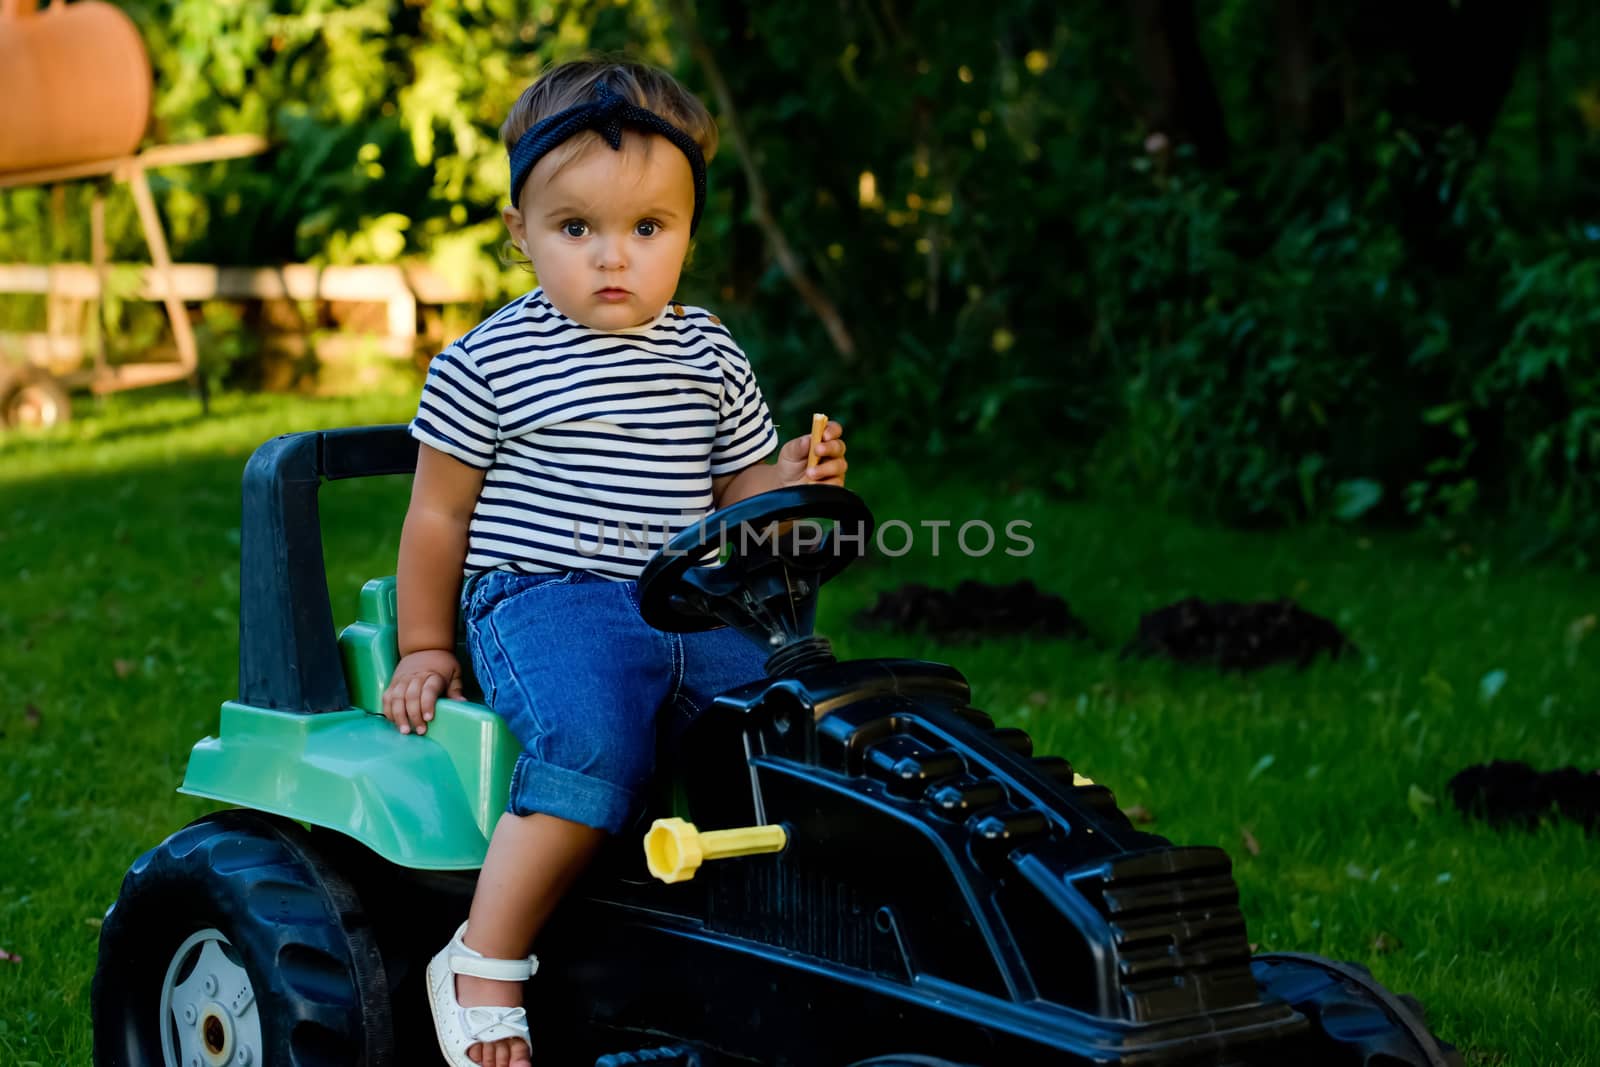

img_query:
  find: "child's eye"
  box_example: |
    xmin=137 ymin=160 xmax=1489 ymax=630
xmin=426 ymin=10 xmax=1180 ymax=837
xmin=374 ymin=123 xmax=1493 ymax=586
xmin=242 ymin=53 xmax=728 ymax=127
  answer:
xmin=561 ymin=220 xmax=589 ymax=238
xmin=635 ymin=220 xmax=660 ymax=238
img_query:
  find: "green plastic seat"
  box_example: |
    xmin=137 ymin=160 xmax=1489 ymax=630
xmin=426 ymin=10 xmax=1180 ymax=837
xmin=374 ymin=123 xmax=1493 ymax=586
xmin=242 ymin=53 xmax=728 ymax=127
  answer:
xmin=180 ymin=577 xmax=520 ymax=870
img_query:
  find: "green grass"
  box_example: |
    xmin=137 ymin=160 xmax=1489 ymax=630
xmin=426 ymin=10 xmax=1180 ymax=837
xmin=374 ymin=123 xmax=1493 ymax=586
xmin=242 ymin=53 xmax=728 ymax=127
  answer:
xmin=2 ymin=390 xmax=1597 ymax=1065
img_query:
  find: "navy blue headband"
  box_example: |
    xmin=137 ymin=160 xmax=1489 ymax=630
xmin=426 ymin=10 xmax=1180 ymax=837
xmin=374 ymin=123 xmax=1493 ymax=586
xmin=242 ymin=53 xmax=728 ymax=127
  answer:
xmin=508 ymin=80 xmax=708 ymax=234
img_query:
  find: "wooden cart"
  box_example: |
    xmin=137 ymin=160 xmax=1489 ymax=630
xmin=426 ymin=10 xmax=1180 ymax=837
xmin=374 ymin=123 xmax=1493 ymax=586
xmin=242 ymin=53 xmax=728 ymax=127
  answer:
xmin=0 ymin=133 xmax=267 ymax=427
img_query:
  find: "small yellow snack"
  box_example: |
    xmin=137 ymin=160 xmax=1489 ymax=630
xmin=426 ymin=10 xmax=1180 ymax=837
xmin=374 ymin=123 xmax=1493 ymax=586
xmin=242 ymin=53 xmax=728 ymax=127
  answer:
xmin=806 ymin=412 xmax=828 ymax=473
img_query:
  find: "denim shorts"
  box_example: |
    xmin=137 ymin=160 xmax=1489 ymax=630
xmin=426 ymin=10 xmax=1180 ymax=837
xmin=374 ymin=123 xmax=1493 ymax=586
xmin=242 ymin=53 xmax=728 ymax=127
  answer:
xmin=461 ymin=569 xmax=768 ymax=834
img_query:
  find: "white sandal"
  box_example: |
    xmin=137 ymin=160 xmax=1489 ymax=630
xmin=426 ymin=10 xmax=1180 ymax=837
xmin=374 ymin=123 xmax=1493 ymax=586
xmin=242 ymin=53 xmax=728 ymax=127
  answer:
xmin=425 ymin=921 xmax=539 ymax=1067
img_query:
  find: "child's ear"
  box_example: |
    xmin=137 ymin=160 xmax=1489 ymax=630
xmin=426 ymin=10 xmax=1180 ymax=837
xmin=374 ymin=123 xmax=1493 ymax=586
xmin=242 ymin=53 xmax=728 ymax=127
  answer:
xmin=502 ymin=203 xmax=528 ymax=256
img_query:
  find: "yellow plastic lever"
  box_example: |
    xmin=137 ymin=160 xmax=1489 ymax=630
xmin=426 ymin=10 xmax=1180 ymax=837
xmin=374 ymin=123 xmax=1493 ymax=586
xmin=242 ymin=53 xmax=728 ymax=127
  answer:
xmin=644 ymin=817 xmax=788 ymax=884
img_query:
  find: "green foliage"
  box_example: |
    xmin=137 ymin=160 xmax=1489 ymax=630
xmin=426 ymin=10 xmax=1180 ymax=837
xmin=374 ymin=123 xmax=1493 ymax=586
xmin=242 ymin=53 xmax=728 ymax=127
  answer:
xmin=1416 ymin=230 xmax=1600 ymax=565
xmin=2 ymin=1 xmax=1599 ymax=562
xmin=677 ymin=0 xmax=1600 ymax=564
xmin=192 ymin=300 xmax=261 ymax=396
xmin=1090 ymin=128 xmax=1461 ymax=525
xmin=1086 ymin=116 xmax=1600 ymax=562
xmin=679 ymin=0 xmax=1119 ymax=455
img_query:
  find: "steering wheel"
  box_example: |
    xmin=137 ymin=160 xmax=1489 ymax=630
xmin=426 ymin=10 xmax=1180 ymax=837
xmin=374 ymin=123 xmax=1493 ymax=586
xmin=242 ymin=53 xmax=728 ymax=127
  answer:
xmin=637 ymin=485 xmax=874 ymax=647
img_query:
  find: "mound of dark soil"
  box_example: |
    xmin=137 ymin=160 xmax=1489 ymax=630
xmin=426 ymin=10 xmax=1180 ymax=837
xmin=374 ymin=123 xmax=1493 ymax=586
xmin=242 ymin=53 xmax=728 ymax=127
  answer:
xmin=1447 ymin=760 xmax=1600 ymax=832
xmin=1122 ymin=597 xmax=1355 ymax=671
xmin=853 ymin=579 xmax=1089 ymax=643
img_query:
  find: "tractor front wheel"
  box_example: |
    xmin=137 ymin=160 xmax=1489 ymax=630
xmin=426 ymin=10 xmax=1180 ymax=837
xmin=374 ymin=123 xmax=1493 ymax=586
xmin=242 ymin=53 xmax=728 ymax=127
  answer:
xmin=91 ymin=810 xmax=393 ymax=1067
xmin=1253 ymin=953 xmax=1464 ymax=1066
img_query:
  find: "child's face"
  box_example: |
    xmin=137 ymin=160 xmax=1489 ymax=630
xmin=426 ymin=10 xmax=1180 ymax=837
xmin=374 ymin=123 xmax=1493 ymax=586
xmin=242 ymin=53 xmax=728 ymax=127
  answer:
xmin=504 ymin=133 xmax=695 ymax=331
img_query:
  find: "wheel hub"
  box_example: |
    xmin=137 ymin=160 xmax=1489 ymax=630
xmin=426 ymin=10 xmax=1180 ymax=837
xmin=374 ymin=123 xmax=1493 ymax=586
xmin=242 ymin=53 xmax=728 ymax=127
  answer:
xmin=10 ymin=383 xmax=62 ymax=428
xmin=158 ymin=929 xmax=261 ymax=1067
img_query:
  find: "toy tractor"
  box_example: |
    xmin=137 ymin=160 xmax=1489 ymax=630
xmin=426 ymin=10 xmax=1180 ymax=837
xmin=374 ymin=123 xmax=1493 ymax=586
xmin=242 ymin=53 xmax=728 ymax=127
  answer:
xmin=91 ymin=425 xmax=1464 ymax=1067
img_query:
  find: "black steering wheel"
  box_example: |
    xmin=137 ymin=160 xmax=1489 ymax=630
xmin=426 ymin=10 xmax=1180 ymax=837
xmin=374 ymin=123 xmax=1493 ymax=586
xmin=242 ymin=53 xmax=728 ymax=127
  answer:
xmin=637 ymin=485 xmax=874 ymax=649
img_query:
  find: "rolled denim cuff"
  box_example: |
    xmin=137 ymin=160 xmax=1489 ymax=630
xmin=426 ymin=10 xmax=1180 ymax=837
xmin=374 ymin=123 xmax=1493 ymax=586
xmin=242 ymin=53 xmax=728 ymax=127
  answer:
xmin=505 ymin=752 xmax=637 ymax=833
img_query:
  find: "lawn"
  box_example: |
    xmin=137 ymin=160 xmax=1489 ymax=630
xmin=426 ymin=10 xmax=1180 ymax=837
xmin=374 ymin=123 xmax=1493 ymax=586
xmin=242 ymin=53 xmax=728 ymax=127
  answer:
xmin=1 ymin=390 xmax=1596 ymax=1065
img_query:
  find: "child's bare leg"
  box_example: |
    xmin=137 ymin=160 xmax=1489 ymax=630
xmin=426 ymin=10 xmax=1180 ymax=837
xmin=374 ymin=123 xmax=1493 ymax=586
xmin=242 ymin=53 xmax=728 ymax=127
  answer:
xmin=458 ymin=811 xmax=605 ymax=1067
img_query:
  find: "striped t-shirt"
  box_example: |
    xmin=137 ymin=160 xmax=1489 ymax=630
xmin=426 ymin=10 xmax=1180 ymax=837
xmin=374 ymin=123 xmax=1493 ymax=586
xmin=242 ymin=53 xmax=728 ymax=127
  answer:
xmin=409 ymin=288 xmax=779 ymax=581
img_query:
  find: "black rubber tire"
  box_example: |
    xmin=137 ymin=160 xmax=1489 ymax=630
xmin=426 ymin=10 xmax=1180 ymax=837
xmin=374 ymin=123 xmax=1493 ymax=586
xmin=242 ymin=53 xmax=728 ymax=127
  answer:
xmin=91 ymin=810 xmax=394 ymax=1066
xmin=0 ymin=365 xmax=71 ymax=429
xmin=1252 ymin=953 xmax=1465 ymax=1066
xmin=846 ymin=1058 xmax=980 ymax=1067
xmin=594 ymin=1048 xmax=710 ymax=1066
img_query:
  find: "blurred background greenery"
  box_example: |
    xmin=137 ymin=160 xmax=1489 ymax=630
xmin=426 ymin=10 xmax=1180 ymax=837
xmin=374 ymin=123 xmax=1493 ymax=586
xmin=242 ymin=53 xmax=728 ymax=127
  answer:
xmin=2 ymin=0 xmax=1599 ymax=564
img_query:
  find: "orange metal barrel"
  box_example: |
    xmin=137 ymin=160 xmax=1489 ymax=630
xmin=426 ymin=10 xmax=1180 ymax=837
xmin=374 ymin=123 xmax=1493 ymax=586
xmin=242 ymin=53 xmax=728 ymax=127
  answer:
xmin=0 ymin=0 xmax=152 ymax=173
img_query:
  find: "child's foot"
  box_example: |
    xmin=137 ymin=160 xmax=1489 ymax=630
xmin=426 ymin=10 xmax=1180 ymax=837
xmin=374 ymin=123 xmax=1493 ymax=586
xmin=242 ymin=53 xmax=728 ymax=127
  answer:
xmin=456 ymin=973 xmax=532 ymax=1067
xmin=425 ymin=923 xmax=537 ymax=1067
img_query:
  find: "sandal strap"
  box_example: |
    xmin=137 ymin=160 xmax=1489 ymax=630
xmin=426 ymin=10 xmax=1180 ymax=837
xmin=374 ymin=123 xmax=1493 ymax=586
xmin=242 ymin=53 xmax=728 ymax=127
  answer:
xmin=450 ymin=951 xmax=538 ymax=982
xmin=445 ymin=922 xmax=539 ymax=982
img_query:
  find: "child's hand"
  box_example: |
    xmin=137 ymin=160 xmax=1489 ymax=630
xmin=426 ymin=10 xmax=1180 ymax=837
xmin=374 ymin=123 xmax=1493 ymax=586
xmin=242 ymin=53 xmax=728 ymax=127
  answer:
xmin=776 ymin=419 xmax=847 ymax=486
xmin=382 ymin=649 xmax=464 ymax=736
